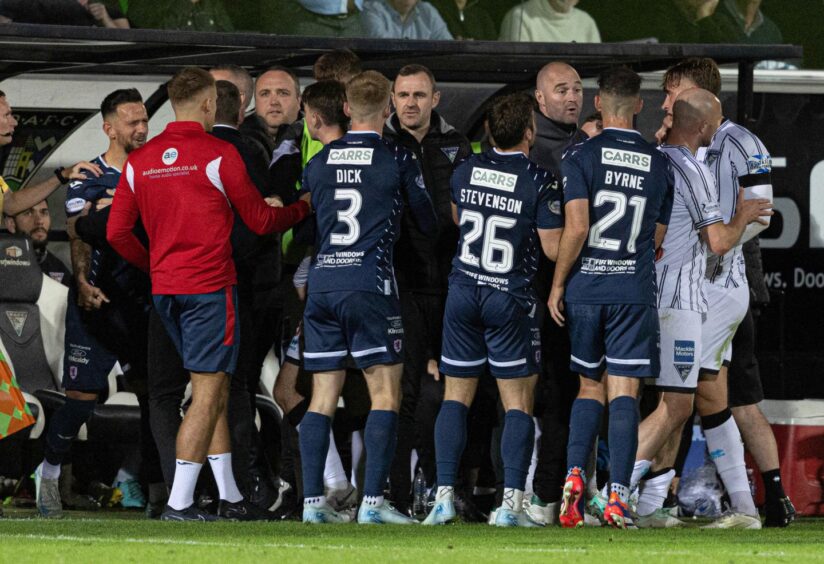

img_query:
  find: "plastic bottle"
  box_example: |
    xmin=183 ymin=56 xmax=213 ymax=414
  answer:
xmin=412 ymin=468 xmax=427 ymax=517
xmin=747 ymin=468 xmax=757 ymax=498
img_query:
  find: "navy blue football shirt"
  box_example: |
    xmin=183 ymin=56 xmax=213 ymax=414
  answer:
xmin=561 ymin=128 xmax=673 ymax=305
xmin=303 ymin=131 xmax=437 ymax=296
xmin=449 ymin=148 xmax=562 ymax=300
xmin=65 ymin=155 xmax=122 ymax=287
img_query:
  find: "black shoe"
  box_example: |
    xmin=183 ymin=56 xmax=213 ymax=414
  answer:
xmin=271 ymin=487 xmax=301 ymax=521
xmin=161 ymin=504 xmax=220 ymax=521
xmin=146 ymin=501 xmax=165 ymax=519
xmin=454 ymin=493 xmax=487 ymax=523
xmin=217 ymin=498 xmax=276 ymax=521
xmin=765 ymin=496 xmax=796 ymax=527
xmin=248 ymin=473 xmax=278 ymax=511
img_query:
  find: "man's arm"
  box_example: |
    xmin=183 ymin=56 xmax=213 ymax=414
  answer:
xmin=535 ymin=173 xmax=564 ymax=261
xmin=70 ymin=237 xmax=109 ymax=310
xmin=106 ymin=165 xmax=149 ymax=272
xmin=539 ymin=228 xmax=563 ymax=262
xmin=3 ymin=161 xmax=102 ymax=216
xmin=703 ymin=187 xmax=772 ymax=256
xmin=655 ymin=223 xmax=668 ymax=250
xmin=401 ymin=151 xmax=438 ymax=237
xmin=548 ymin=198 xmax=588 ymax=326
xmin=220 ymin=149 xmax=310 ymax=235
xmin=74 ymin=206 xmax=112 ymax=249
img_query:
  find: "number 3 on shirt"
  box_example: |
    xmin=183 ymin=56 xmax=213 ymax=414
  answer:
xmin=588 ymin=190 xmax=646 ymax=253
xmin=330 ymin=188 xmax=362 ymax=246
xmin=458 ymin=210 xmax=517 ymax=273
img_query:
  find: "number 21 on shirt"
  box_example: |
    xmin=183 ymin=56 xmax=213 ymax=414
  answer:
xmin=588 ymin=189 xmax=646 ymax=253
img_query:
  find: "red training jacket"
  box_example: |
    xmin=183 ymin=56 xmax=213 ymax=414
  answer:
xmin=107 ymin=121 xmax=310 ymax=295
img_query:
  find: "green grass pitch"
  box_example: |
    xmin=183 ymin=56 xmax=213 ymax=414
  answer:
xmin=2 ymin=510 xmax=824 ymax=563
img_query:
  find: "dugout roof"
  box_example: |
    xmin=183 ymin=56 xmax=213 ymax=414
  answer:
xmin=0 ymin=23 xmax=803 ymax=122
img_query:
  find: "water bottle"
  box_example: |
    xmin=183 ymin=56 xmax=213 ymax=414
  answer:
xmin=412 ymin=468 xmax=427 ymax=517
xmin=747 ymin=468 xmax=757 ymax=498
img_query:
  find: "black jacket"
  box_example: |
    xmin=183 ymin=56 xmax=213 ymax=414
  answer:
xmin=239 ymin=115 xmax=276 ymax=171
xmin=528 ymin=111 xmax=579 ymax=302
xmin=529 ymin=110 xmax=579 ymax=179
xmin=384 ymin=111 xmax=472 ymax=293
xmin=211 ymin=124 xmax=281 ymax=288
xmin=38 ymin=248 xmax=72 ymax=287
xmin=429 ymin=0 xmax=497 ymax=40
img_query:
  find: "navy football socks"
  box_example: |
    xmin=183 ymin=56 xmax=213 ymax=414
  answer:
xmin=608 ymin=395 xmax=640 ymax=489
xmin=501 ymin=409 xmax=535 ymax=490
xmin=363 ymin=409 xmax=398 ymax=498
xmin=434 ymin=400 xmax=468 ymax=488
xmin=299 ymin=411 xmax=331 ymax=499
xmin=566 ymin=398 xmax=604 ymax=473
xmin=44 ymin=397 xmax=97 ymax=465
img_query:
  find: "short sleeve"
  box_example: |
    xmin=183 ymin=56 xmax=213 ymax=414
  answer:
xmin=560 ymin=152 xmax=589 ymax=203
xmin=686 ymin=165 xmax=723 ymax=229
xmin=536 ymin=173 xmax=564 ymax=230
xmin=65 ymin=178 xmax=89 ymax=217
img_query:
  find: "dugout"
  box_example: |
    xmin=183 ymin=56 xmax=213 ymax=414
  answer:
xmin=0 ymin=27 xmax=819 ymax=419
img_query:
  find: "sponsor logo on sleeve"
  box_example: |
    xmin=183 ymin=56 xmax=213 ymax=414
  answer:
xmin=747 ymin=154 xmax=772 ymax=174
xmin=469 ymin=167 xmax=517 ymax=192
xmin=65 ymin=197 xmax=87 ymax=215
xmin=601 ymin=148 xmax=651 ymax=172
xmin=327 ymin=148 xmax=374 ymax=165
xmin=700 ymin=201 xmax=721 ymax=216
xmin=549 ymin=199 xmax=562 ymax=215
xmin=162 ymin=148 xmax=179 ymax=166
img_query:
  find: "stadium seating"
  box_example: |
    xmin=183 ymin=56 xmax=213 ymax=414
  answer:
xmin=0 ymin=233 xmax=140 ymax=448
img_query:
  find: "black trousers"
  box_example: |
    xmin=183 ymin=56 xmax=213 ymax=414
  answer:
xmin=81 ymin=295 xmax=163 ymax=485
xmin=532 ymin=305 xmax=579 ymax=504
xmin=389 ymin=292 xmax=445 ymax=506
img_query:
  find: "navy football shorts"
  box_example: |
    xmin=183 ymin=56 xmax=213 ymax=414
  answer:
xmin=153 ymin=286 xmax=240 ymax=374
xmin=62 ymin=287 xmax=118 ymax=392
xmin=440 ymin=284 xmax=540 ymax=379
xmin=566 ymin=302 xmax=660 ymax=380
xmin=302 ymin=291 xmax=403 ymax=372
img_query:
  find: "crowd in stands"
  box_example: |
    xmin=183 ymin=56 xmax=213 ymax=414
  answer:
xmin=0 ymin=1 xmax=801 ymax=52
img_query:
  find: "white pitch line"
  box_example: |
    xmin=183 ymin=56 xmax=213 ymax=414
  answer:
xmin=0 ymin=533 xmax=799 ymax=559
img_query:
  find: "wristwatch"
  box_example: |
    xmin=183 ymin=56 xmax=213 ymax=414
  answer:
xmin=54 ymin=167 xmax=70 ymax=184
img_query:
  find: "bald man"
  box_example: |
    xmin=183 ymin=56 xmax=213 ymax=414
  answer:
xmin=525 ymin=60 xmax=585 ymax=525
xmin=530 ymin=62 xmax=584 ymax=178
xmin=628 ymin=88 xmax=771 ymax=528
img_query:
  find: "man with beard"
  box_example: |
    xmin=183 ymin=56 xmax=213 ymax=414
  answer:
xmin=3 ymin=199 xmax=71 ymax=286
xmin=34 ymin=89 xmax=154 ymax=518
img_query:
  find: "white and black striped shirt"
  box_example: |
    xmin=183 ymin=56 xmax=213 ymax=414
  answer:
xmin=699 ymin=119 xmax=772 ymax=288
xmin=657 ymin=145 xmax=724 ymax=312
